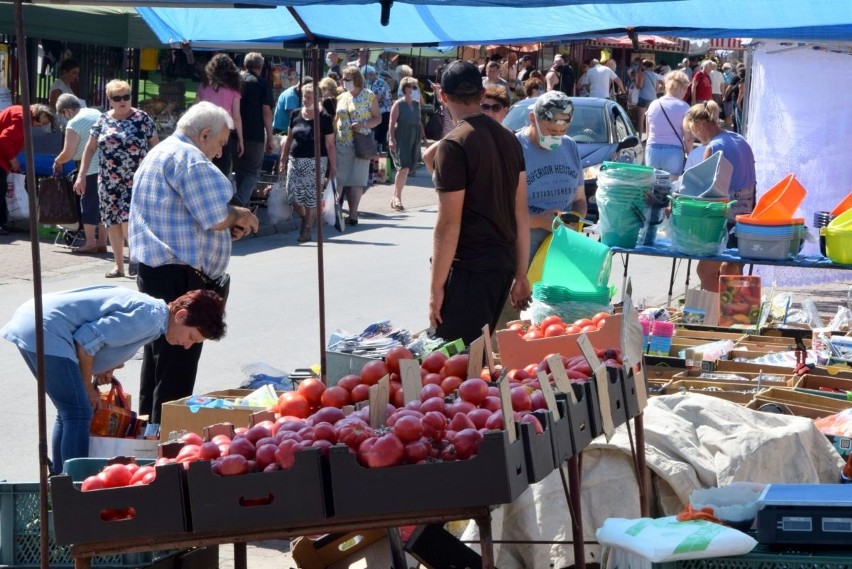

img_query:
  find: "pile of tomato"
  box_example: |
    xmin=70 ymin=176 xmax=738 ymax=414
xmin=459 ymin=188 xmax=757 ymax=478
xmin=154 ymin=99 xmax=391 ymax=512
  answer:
xmin=508 ymin=312 xmax=611 ymax=340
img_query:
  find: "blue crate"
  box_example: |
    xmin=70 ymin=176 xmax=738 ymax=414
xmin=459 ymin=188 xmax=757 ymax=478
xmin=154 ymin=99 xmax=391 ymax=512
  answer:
xmin=15 ymin=153 xmax=75 ymax=177
xmin=0 ymin=482 xmax=164 ymax=568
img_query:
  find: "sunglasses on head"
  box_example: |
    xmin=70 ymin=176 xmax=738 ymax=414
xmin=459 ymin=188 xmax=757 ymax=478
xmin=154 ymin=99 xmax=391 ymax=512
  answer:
xmin=480 ymin=102 xmax=503 ymax=112
xmin=111 ymin=94 xmax=131 ymax=102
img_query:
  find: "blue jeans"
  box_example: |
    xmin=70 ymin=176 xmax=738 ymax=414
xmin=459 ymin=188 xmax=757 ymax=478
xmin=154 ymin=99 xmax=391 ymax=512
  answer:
xmin=645 ymin=144 xmax=686 ymax=176
xmin=19 ymin=349 xmax=92 ymax=474
xmin=233 ymin=140 xmax=266 ymax=206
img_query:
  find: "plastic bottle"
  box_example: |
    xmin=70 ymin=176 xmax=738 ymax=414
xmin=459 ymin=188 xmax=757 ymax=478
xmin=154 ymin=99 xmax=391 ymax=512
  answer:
xmin=647 ymin=321 xmax=675 ymax=356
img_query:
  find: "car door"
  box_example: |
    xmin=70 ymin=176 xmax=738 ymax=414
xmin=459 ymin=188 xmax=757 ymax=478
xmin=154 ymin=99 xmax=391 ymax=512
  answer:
xmin=611 ymin=105 xmax=644 ymax=164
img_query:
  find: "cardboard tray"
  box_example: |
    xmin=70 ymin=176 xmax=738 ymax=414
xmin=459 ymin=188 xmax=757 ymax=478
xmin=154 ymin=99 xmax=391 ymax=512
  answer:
xmin=746 ymin=387 xmax=852 ymax=420
xmin=665 ymin=380 xmax=765 ymax=404
xmin=671 ymin=370 xmax=793 ymax=387
xmin=520 ymin=411 xmax=557 ymax=483
xmin=586 ymin=366 xmax=636 ymax=439
xmin=496 ymin=314 xmax=622 ymax=371
xmin=327 ymin=430 xmax=527 ymax=518
xmin=186 ymin=447 xmax=328 ymax=532
xmin=159 ymin=389 xmax=272 ymax=441
xmin=50 ymin=463 xmax=188 ymax=546
xmin=792 ymin=374 xmax=852 ymax=400
xmin=554 ymin=388 xmax=594 ymax=460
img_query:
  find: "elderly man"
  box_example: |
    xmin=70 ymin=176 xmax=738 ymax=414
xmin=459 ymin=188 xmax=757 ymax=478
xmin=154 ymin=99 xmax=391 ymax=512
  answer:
xmin=234 ymin=52 xmax=274 ymax=206
xmin=691 ymin=60 xmax=714 ymax=105
xmin=430 ymin=61 xmax=530 ymax=345
xmin=587 ymin=59 xmax=625 ymax=99
xmin=129 ymin=101 xmax=259 ymax=424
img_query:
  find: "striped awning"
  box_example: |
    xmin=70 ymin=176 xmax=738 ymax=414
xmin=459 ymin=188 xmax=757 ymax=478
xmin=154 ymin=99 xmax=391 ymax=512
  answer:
xmin=709 ymin=37 xmax=744 ymax=49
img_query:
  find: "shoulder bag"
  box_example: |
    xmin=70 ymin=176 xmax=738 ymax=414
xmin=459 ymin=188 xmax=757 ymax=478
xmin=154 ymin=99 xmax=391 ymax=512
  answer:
xmin=38 ymin=175 xmax=79 ymax=225
xmin=349 ymin=95 xmax=378 ymax=159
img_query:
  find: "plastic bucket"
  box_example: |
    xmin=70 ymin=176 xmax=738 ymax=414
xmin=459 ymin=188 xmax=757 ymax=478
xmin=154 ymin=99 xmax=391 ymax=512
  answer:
xmin=820 ymin=226 xmax=852 ymax=265
xmin=672 ymin=196 xmax=731 ymax=217
xmin=734 ymin=214 xmax=805 ymax=226
xmin=541 ymin=221 xmax=612 ymax=287
xmin=828 ymin=206 xmax=852 ymax=230
xmin=671 ymin=209 xmax=729 ymax=255
xmin=735 ymin=222 xmax=797 ymax=237
xmin=750 ymin=173 xmax=807 ymax=221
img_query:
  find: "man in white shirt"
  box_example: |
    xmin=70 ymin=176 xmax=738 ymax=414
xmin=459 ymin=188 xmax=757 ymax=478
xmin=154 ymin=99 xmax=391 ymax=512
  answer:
xmin=587 ymin=59 xmax=625 ymax=99
xmin=709 ymin=61 xmax=725 ymax=109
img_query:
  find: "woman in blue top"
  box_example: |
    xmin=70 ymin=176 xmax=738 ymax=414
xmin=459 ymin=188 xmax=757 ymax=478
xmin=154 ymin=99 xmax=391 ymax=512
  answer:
xmin=683 ymin=100 xmax=756 ymax=292
xmin=1 ymin=286 xmax=226 ymax=473
xmin=635 ymin=59 xmax=662 ymax=140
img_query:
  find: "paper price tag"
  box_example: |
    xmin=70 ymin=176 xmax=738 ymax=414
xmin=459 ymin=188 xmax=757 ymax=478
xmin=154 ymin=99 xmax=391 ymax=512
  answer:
xmin=467 ymin=336 xmax=485 ymax=379
xmin=547 ymin=354 xmax=576 ymax=403
xmin=537 ymin=371 xmax=561 ymax=420
xmin=577 ymin=334 xmax=615 ymax=440
xmin=498 ymin=374 xmax=517 ymax=444
xmin=399 ymin=359 xmax=422 ymax=404
xmin=368 ymin=375 xmax=390 ymax=429
xmin=481 ymin=324 xmax=496 ymax=374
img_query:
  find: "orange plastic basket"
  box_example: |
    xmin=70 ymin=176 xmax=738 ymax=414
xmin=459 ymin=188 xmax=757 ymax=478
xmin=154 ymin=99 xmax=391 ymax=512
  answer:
xmin=750 ymin=174 xmax=807 ymax=221
xmin=831 ymin=190 xmax=852 ymax=217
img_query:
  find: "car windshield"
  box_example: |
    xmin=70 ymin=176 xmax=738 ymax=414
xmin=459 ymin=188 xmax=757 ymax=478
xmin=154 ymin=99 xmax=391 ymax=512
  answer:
xmin=503 ymin=100 xmax=608 ymax=144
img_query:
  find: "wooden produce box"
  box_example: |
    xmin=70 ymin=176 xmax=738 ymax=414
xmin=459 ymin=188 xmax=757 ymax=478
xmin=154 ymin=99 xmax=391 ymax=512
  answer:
xmin=50 ymin=463 xmax=188 ymax=546
xmin=792 ymin=374 xmax=852 ymax=401
xmin=159 ymin=389 xmax=273 ymax=441
xmin=703 ymin=360 xmax=801 ymax=375
xmin=674 ymin=329 xmax=747 ymax=343
xmin=746 ymin=387 xmax=852 ymax=419
xmin=665 ymin=380 xmax=766 ymax=404
xmin=671 ymin=370 xmax=794 ymax=387
xmin=496 ymin=313 xmax=622 ymax=371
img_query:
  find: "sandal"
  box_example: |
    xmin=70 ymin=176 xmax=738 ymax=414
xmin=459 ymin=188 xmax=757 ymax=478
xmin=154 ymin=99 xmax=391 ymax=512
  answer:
xmin=345 ymin=216 xmax=359 ymax=226
xmin=297 ymin=232 xmax=311 ymax=243
xmin=104 ymin=268 xmax=124 ymax=279
xmin=390 ymin=198 xmax=405 ymax=212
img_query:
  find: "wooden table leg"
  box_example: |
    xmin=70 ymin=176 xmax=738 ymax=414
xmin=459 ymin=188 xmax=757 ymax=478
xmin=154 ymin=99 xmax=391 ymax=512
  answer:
xmin=233 ymin=542 xmax=247 ymax=569
xmin=476 ymin=512 xmax=495 ymax=569
xmin=567 ymin=454 xmax=585 ymax=569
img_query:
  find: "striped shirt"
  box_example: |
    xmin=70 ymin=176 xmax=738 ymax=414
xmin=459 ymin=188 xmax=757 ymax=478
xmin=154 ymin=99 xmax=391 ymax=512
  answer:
xmin=129 ymin=133 xmax=232 ymax=279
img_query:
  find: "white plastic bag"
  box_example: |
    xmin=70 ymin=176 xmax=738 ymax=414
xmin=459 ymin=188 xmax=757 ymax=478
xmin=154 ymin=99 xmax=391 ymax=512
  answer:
xmin=321 ymin=178 xmax=337 ymax=226
xmin=596 ymin=516 xmax=757 ymax=563
xmin=265 ymin=182 xmax=292 ymax=223
xmin=6 ymin=172 xmax=28 ymax=221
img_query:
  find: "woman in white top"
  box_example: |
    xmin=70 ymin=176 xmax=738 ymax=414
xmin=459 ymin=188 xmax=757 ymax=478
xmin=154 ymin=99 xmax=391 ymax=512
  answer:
xmin=49 ymin=60 xmax=80 ymax=111
xmin=644 ymin=71 xmax=692 ymax=177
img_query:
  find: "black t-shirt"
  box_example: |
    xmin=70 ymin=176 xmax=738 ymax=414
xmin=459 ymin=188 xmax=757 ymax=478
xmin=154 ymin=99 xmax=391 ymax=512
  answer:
xmin=288 ymin=109 xmax=334 ymax=158
xmin=433 ymin=114 xmax=525 ymax=272
xmin=725 ymin=75 xmax=742 ymax=102
xmin=240 ymin=70 xmax=274 ymax=142
xmin=556 ymin=65 xmax=575 ymax=96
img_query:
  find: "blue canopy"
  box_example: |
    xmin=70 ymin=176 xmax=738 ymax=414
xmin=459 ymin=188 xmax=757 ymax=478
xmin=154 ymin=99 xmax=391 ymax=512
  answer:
xmin=139 ymin=0 xmax=852 ymax=48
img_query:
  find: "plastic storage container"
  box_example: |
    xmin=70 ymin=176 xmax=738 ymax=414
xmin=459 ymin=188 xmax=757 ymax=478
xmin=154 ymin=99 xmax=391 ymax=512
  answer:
xmin=735 ymin=230 xmax=796 ymax=260
xmin=670 ymin=196 xmax=731 ymax=256
xmin=750 ymin=173 xmax=806 ymax=221
xmin=821 ymin=225 xmax=852 ymax=265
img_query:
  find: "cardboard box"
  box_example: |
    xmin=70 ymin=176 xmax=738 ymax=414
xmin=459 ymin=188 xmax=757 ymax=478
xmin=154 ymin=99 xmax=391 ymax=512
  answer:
xmin=292 ymin=530 xmax=394 ymax=569
xmin=746 ymin=387 xmax=852 ymax=420
xmin=159 ymin=389 xmax=271 ymax=441
xmin=675 ymin=329 xmax=747 ymax=342
xmin=666 ymin=380 xmax=765 ymax=405
xmin=704 ymin=360 xmax=798 ymax=375
xmin=671 ymin=369 xmax=793 ymax=387
xmin=792 ymin=374 xmax=852 ymax=400
xmin=496 ymin=313 xmax=622 ymax=371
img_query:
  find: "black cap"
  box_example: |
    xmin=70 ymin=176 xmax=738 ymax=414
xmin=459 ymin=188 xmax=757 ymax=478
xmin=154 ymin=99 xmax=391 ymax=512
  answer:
xmin=441 ymin=60 xmax=483 ymax=98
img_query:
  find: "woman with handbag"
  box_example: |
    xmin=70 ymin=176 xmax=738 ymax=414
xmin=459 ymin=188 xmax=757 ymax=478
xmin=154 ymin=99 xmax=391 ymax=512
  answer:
xmin=645 ymin=71 xmax=692 ymax=178
xmin=54 ymin=94 xmax=107 ymax=253
xmin=279 ymin=83 xmax=336 ymax=242
xmin=1 ymin=286 xmax=227 ymax=473
xmin=336 ymin=66 xmax=380 ymax=225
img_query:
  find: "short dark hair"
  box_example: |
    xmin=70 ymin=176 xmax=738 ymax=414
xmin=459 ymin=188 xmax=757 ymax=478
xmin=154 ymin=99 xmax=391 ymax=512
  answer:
xmin=170 ymin=289 xmax=227 ymax=340
xmin=441 ymin=60 xmax=483 ymax=104
xmin=59 ymin=59 xmax=80 ymax=75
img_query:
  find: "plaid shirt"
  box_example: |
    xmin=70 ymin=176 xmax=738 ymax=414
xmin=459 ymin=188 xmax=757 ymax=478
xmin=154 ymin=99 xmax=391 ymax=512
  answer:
xmin=129 ymin=133 xmax=232 ymax=279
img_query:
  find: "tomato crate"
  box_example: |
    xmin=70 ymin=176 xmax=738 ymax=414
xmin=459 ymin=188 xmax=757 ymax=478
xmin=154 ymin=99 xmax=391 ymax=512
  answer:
xmin=186 ymin=447 xmax=328 ymax=532
xmin=587 ymin=366 xmax=639 ymax=438
xmin=328 ymin=430 xmax=528 ymax=518
xmin=0 ymin=482 xmax=165 ymax=568
xmin=49 ymin=463 xmax=188 ymax=546
xmin=520 ymin=411 xmax=557 ymax=483
xmin=553 ymin=385 xmax=598 ymax=460
xmin=649 ymin=542 xmax=852 ymax=569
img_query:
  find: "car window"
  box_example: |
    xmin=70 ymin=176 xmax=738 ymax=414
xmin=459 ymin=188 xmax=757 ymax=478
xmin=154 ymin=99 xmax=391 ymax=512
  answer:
xmin=503 ymin=101 xmax=534 ymax=131
xmin=612 ymin=109 xmax=631 ymax=142
xmin=568 ymin=107 xmax=606 ymax=143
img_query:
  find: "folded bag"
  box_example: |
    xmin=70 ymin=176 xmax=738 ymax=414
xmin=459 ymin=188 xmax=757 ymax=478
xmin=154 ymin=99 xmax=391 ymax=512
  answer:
xmin=89 ymin=379 xmax=135 ymax=438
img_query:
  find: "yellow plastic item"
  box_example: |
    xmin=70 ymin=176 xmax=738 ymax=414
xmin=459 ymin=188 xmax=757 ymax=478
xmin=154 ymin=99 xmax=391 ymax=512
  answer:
xmin=828 ymin=204 xmax=852 ymax=229
xmin=750 ymin=174 xmax=807 ymax=221
xmin=527 ymin=232 xmax=553 ymax=284
xmin=820 ymin=226 xmax=852 ymax=264
xmin=831 ymin=190 xmax=852 ymax=217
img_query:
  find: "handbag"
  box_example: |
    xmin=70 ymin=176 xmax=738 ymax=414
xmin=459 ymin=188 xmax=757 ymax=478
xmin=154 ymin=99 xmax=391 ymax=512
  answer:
xmin=353 ymin=131 xmax=378 ymax=159
xmin=90 ymin=380 xmax=135 ymax=438
xmin=37 ymin=175 xmax=78 ymax=225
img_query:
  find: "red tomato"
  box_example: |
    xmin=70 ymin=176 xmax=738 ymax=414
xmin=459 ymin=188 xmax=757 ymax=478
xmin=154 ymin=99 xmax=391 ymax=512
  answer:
xmin=596 ymin=319 xmax=607 ymax=330
xmin=467 ymin=408 xmax=493 ymax=429
xmin=451 ymin=428 xmax=483 ymax=460
xmin=591 ymin=311 xmax=610 ymax=325
xmin=100 ymin=464 xmax=132 ymax=488
xmin=441 ymin=355 xmax=469 ymax=379
xmin=277 ymin=392 xmax=311 ymax=418
xmin=309 ymin=406 xmax=345 ymax=426
xmin=440 ymin=375 xmax=463 ymax=396
xmin=420 ymin=351 xmax=448 ymax=374
xmin=508 ymin=322 xmax=525 ymax=335
xmin=384 ymin=345 xmax=414 ymax=374
xmin=404 ymin=439 xmax=431 ymax=463
xmin=544 ymin=324 xmax=566 ymax=337
xmin=420 ymin=410 xmax=447 ymax=440
xmin=566 ymin=325 xmax=581 ymax=334
xmin=337 ymin=419 xmax=375 ymax=450
xmin=312 ymin=422 xmax=338 ymax=444
xmin=574 ymin=318 xmax=594 ymax=328
xmin=524 ymin=329 xmax=544 ymax=340
xmin=179 ymin=432 xmax=203 ymax=446
xmin=360 ymin=360 xmax=390 ymax=386
xmin=422 ymin=372 xmax=443 ymax=386
xmin=420 ymin=383 xmax=445 ymax=401
xmin=510 ymin=386 xmax=533 ymax=412
xmin=540 ymin=315 xmax=564 ymax=329
xmin=358 ymin=433 xmax=405 ymax=468
xmin=580 ymin=325 xmax=597 ymax=333
xmin=81 ymin=475 xmax=104 ymax=491
xmin=297 ymin=378 xmax=326 ymax=407
xmin=336 ymin=374 xmax=361 ymax=393
xmin=458 ymin=378 xmax=489 ymax=406
xmin=350 ymin=383 xmax=371 ymax=403
xmin=419 ymin=396 xmax=446 ymax=414
xmin=391 ymin=415 xmax=423 ymax=443
xmin=320 ymin=386 xmax=351 ymax=408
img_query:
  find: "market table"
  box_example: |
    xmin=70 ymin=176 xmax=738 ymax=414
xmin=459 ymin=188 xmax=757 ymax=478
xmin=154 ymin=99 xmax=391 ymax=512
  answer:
xmin=69 ymin=506 xmax=495 ymax=569
xmin=609 ymin=245 xmax=852 ymax=306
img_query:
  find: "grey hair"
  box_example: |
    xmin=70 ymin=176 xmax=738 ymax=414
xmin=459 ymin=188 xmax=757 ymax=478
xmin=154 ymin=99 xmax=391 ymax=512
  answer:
xmin=244 ymin=52 xmax=264 ymax=70
xmin=55 ymin=94 xmax=82 ymax=113
xmin=176 ymin=101 xmax=229 ymax=139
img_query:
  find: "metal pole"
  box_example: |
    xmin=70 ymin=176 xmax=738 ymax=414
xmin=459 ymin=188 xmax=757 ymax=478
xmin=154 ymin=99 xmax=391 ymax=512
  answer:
xmin=13 ymin=2 xmax=50 ymax=568
xmin=310 ymin=45 xmax=328 ymax=383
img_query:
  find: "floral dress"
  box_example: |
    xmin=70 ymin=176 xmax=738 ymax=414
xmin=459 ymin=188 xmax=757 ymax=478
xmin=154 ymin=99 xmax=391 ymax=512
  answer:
xmin=90 ymin=109 xmax=156 ymax=226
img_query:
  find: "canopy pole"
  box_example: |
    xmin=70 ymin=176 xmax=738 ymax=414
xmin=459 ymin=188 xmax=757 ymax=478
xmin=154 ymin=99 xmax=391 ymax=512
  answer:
xmin=13 ymin=2 xmax=51 ymax=568
xmin=309 ymin=43 xmax=328 ymax=383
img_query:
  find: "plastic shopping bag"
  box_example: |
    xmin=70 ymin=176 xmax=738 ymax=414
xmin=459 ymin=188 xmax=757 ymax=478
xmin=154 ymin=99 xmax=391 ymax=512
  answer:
xmin=321 ymin=178 xmax=345 ymax=233
xmin=265 ymin=182 xmax=292 ymax=223
xmin=5 ymin=172 xmax=29 ymax=221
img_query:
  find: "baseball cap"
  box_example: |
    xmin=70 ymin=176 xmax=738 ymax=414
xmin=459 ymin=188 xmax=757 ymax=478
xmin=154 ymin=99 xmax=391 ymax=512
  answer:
xmin=440 ymin=60 xmax=483 ymax=98
xmin=534 ymin=91 xmax=573 ymax=122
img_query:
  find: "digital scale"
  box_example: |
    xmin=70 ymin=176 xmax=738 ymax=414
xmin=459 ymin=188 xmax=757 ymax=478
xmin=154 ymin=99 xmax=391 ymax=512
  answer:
xmin=757 ymin=484 xmax=852 ymax=546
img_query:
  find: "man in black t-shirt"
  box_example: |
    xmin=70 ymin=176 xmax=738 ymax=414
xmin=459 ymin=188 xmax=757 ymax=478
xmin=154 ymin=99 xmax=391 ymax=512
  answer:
xmin=546 ymin=55 xmax=575 ymax=97
xmin=430 ymin=61 xmax=531 ymax=345
xmin=233 ymin=52 xmax=274 ymax=206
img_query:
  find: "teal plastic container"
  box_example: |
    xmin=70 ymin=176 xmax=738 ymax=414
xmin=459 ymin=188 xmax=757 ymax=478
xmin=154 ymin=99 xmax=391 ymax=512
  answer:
xmin=541 ymin=221 xmax=613 ymax=288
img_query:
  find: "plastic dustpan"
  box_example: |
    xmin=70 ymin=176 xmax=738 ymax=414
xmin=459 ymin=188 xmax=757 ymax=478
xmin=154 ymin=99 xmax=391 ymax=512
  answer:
xmin=750 ymin=174 xmax=806 ymax=221
xmin=831 ymin=190 xmax=852 ymax=217
xmin=679 ymin=151 xmax=732 ymax=200
xmin=828 ymin=206 xmax=852 ymax=229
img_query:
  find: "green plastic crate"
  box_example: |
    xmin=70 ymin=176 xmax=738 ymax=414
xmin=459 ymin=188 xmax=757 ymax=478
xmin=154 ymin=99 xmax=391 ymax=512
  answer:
xmin=0 ymin=482 xmax=160 ymax=568
xmin=652 ymin=542 xmax=852 ymax=569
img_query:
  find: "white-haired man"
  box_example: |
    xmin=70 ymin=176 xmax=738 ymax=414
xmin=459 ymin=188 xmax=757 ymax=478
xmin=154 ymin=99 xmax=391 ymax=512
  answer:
xmin=690 ymin=60 xmax=714 ymax=105
xmin=129 ymin=101 xmax=258 ymax=424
